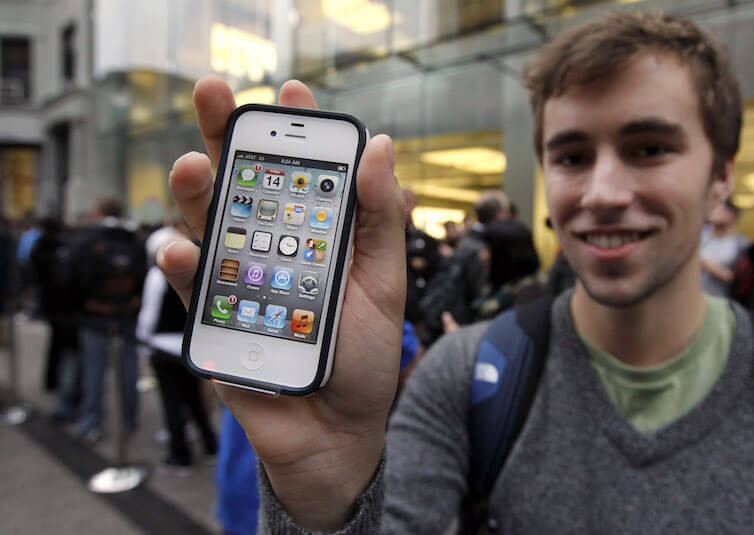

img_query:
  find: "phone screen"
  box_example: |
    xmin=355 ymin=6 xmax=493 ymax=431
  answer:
xmin=201 ymin=150 xmax=349 ymax=344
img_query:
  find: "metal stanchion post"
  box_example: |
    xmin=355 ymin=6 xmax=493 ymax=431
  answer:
xmin=88 ymin=322 xmax=147 ymax=493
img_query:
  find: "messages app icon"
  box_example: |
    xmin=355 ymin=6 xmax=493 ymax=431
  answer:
xmin=237 ymin=163 xmax=262 ymax=187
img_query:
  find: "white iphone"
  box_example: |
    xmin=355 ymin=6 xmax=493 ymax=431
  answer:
xmin=183 ymin=104 xmax=367 ymax=396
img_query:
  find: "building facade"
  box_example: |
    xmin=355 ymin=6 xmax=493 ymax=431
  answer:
xmin=2 ymin=0 xmax=753 ymax=267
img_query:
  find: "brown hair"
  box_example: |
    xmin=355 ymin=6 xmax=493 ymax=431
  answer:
xmin=523 ymin=10 xmax=742 ymax=178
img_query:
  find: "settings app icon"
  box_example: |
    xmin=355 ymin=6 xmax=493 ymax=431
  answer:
xmin=298 ymin=271 xmax=321 ymax=295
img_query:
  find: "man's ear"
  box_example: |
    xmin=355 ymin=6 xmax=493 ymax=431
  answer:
xmin=711 ymin=159 xmax=736 ymax=200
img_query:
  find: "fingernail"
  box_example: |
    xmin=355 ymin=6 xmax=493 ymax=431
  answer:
xmin=157 ymin=240 xmax=177 ymax=268
xmin=384 ymin=136 xmax=394 ymax=170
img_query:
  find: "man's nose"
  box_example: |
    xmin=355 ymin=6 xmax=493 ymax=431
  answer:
xmin=580 ymin=153 xmax=634 ymax=212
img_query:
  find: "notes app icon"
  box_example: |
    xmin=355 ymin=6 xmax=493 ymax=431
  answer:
xmin=224 ymin=227 xmax=246 ymax=250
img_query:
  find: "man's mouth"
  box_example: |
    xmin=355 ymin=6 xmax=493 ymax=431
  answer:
xmin=576 ymin=231 xmax=653 ymax=249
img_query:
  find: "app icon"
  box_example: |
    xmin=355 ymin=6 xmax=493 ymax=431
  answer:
xmin=316 ymin=175 xmax=339 ymax=197
xmin=224 ymin=227 xmax=246 ymax=249
xmin=291 ymin=309 xmax=315 ymax=334
xmin=304 ymin=238 xmax=327 ymax=263
xmin=257 ymin=199 xmax=278 ymax=221
xmin=211 ymin=295 xmax=235 ymax=320
xmin=289 ymin=171 xmax=311 ymax=193
xmin=236 ymin=163 xmax=262 ymax=187
xmin=263 ymin=168 xmax=285 ymax=190
xmin=231 ymin=195 xmax=252 ymax=218
xmin=271 ymin=267 xmax=294 ymax=290
xmin=218 ymin=258 xmax=240 ymax=281
xmin=278 ymin=235 xmax=299 ymax=257
xmin=251 ymin=231 xmax=272 ymax=253
xmin=310 ymin=207 xmax=333 ymax=229
xmin=298 ymin=271 xmax=321 ymax=295
xmin=244 ymin=262 xmax=266 ymax=285
xmin=237 ymin=300 xmax=260 ymax=324
xmin=264 ymin=304 xmax=287 ymax=329
xmin=284 ymin=203 xmax=306 ymax=226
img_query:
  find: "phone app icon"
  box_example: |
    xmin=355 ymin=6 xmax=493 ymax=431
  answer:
xmin=298 ymin=271 xmax=321 ymax=295
xmin=310 ymin=207 xmax=333 ymax=230
xmin=316 ymin=175 xmax=339 ymax=197
xmin=278 ymin=235 xmax=299 ymax=257
xmin=251 ymin=230 xmax=273 ymax=253
xmin=237 ymin=163 xmax=262 ymax=187
xmin=284 ymin=203 xmax=306 ymax=226
xmin=271 ymin=267 xmax=294 ymax=290
xmin=257 ymin=199 xmax=278 ymax=221
xmin=244 ymin=262 xmax=266 ymax=286
xmin=264 ymin=304 xmax=287 ymax=329
xmin=224 ymin=227 xmax=246 ymax=249
xmin=304 ymin=238 xmax=327 ymax=263
xmin=218 ymin=258 xmax=240 ymax=281
xmin=237 ymin=300 xmax=260 ymax=324
xmin=231 ymin=195 xmax=252 ymax=218
xmin=263 ymin=168 xmax=285 ymax=190
xmin=289 ymin=171 xmax=311 ymax=193
xmin=291 ymin=309 xmax=315 ymax=334
xmin=211 ymin=295 xmax=236 ymax=320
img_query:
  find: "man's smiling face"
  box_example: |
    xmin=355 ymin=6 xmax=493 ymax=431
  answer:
xmin=543 ymin=52 xmax=732 ymax=307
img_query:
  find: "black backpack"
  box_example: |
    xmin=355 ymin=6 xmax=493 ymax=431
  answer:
xmin=78 ymin=225 xmax=146 ymax=315
xmin=419 ymin=248 xmax=484 ymax=342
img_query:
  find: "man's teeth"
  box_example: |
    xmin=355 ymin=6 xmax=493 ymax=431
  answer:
xmin=585 ymin=233 xmax=641 ymax=249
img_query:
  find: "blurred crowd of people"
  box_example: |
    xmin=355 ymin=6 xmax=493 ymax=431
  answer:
xmin=0 ymin=198 xmax=260 ymax=535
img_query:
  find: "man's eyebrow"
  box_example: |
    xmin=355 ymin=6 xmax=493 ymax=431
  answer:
xmin=619 ymin=118 xmax=683 ymax=137
xmin=544 ymin=130 xmax=590 ymax=151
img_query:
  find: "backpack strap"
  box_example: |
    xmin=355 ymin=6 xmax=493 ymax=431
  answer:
xmin=463 ymin=294 xmax=554 ymax=534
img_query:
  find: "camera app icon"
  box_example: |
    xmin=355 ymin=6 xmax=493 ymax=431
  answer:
xmin=316 ymin=175 xmax=339 ymax=197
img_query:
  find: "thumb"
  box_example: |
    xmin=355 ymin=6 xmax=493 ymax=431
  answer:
xmin=350 ymin=135 xmax=407 ymax=315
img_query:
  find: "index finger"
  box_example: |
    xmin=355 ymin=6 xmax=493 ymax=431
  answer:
xmin=193 ymin=77 xmax=319 ymax=167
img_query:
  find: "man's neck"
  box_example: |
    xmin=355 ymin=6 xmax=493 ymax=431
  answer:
xmin=570 ymin=264 xmax=707 ymax=368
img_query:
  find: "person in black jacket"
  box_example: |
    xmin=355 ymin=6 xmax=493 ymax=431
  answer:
xmin=73 ymin=199 xmax=147 ymax=443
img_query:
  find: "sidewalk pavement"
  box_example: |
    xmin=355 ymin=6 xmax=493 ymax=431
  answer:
xmin=1 ymin=315 xmax=226 ymax=535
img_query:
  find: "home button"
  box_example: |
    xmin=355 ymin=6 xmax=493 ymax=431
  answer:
xmin=241 ymin=343 xmax=265 ymax=371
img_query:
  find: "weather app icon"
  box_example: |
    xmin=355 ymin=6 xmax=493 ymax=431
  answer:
xmin=310 ymin=207 xmax=333 ymax=229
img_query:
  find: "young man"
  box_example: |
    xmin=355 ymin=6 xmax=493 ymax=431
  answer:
xmin=160 ymin=10 xmax=750 ymax=534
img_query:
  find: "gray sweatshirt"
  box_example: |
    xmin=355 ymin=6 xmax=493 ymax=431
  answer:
xmin=260 ymin=292 xmax=754 ymax=534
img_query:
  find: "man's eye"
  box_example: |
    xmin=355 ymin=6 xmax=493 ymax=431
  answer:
xmin=556 ymin=153 xmax=587 ymax=166
xmin=635 ymin=144 xmax=669 ymax=158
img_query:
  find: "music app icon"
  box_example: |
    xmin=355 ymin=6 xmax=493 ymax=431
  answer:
xmin=291 ymin=309 xmax=314 ymax=334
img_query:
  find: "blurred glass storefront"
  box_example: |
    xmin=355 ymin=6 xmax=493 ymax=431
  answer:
xmin=90 ymin=0 xmax=754 ymax=268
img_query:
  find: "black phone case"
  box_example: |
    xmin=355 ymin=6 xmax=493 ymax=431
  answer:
xmin=182 ymin=103 xmax=367 ymax=396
